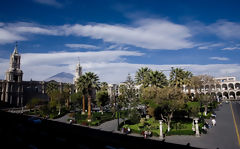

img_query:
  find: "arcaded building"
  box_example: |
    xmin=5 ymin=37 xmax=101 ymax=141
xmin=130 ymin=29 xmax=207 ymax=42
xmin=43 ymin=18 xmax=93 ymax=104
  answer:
xmin=183 ymin=76 xmax=240 ymax=100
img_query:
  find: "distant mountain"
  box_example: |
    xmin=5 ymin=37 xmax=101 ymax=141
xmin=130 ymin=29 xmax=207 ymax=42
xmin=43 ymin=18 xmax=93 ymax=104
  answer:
xmin=44 ymin=72 xmax=74 ymax=83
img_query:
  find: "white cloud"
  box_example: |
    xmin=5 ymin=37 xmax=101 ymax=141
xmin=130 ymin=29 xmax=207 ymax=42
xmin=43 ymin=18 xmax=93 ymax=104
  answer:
xmin=1 ymin=51 xmax=240 ymax=83
xmin=208 ymin=20 xmax=240 ymax=39
xmin=65 ymin=44 xmax=99 ymax=49
xmin=64 ymin=19 xmax=194 ymax=50
xmin=209 ymin=57 xmax=229 ymax=61
xmin=198 ymin=43 xmax=224 ymax=50
xmin=33 ymin=0 xmax=62 ymax=7
xmin=0 ymin=28 xmax=26 ymax=44
xmin=0 ymin=20 xmax=194 ymax=50
xmin=222 ymin=47 xmax=240 ymax=50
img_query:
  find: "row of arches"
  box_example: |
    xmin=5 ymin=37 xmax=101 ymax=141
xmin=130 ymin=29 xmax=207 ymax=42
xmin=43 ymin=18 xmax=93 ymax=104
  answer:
xmin=203 ymin=83 xmax=240 ymax=91
xmin=206 ymin=91 xmax=240 ymax=100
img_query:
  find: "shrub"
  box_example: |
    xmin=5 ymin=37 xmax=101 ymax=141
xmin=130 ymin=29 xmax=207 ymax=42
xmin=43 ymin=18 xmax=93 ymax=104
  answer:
xmin=129 ymin=109 xmax=141 ymax=124
xmin=166 ymin=129 xmax=195 ymax=136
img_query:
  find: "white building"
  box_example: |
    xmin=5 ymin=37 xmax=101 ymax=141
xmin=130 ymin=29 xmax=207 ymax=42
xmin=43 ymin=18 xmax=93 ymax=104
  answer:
xmin=183 ymin=76 xmax=240 ymax=100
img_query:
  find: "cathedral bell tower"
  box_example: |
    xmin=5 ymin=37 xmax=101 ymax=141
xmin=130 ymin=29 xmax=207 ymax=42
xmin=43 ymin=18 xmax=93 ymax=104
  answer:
xmin=3 ymin=43 xmax=24 ymax=106
xmin=6 ymin=43 xmax=23 ymax=82
xmin=73 ymin=60 xmax=82 ymax=84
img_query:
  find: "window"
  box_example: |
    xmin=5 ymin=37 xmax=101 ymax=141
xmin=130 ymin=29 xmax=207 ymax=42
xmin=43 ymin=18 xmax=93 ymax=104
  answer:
xmin=13 ymin=75 xmax=18 ymax=82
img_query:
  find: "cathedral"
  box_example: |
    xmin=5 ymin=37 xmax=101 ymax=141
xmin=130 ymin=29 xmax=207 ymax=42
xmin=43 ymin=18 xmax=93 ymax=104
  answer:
xmin=0 ymin=44 xmax=79 ymax=107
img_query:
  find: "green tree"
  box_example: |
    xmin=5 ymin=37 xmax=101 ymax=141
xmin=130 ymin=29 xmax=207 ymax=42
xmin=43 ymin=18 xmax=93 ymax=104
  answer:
xmin=26 ymin=98 xmax=42 ymax=111
xmin=169 ymin=68 xmax=192 ymax=89
xmin=76 ymin=75 xmax=88 ymax=114
xmin=186 ymin=101 xmax=200 ymax=118
xmin=46 ymin=81 xmax=59 ymax=101
xmin=100 ymin=82 xmax=108 ymax=91
xmin=119 ymin=74 xmax=140 ymax=123
xmin=62 ymin=83 xmax=72 ymax=108
xmin=149 ymin=70 xmax=168 ymax=88
xmin=47 ymin=89 xmax=65 ymax=115
xmin=190 ymin=76 xmax=203 ymax=96
xmin=70 ymin=92 xmax=82 ymax=112
xmin=154 ymin=87 xmax=187 ymax=132
xmin=96 ymin=91 xmax=109 ymax=111
xmin=197 ymin=94 xmax=214 ymax=116
xmin=135 ymin=67 xmax=151 ymax=87
xmin=84 ymin=72 xmax=100 ymax=119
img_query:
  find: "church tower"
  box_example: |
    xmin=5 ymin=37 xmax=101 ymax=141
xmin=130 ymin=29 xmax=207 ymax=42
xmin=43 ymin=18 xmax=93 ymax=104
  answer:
xmin=73 ymin=60 xmax=82 ymax=84
xmin=6 ymin=43 xmax=23 ymax=82
xmin=3 ymin=43 xmax=24 ymax=106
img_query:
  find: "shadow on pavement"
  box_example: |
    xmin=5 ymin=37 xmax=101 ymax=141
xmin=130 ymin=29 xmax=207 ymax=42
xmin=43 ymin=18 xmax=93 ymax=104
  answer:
xmin=0 ymin=110 xmax=201 ymax=149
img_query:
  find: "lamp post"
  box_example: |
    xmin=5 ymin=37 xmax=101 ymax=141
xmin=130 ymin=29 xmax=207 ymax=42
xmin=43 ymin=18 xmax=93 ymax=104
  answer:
xmin=159 ymin=120 xmax=163 ymax=140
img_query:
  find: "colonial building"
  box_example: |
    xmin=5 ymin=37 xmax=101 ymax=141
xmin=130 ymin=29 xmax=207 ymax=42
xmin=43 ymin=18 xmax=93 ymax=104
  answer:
xmin=183 ymin=76 xmax=240 ymax=100
xmin=0 ymin=44 xmax=75 ymax=107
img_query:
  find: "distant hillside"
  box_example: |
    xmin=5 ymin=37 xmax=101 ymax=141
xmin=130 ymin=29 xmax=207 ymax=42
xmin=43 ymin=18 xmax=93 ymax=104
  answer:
xmin=44 ymin=72 xmax=74 ymax=83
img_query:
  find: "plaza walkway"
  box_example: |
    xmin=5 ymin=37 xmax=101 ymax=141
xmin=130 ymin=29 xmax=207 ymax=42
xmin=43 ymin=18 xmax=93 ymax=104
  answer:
xmin=125 ymin=102 xmax=240 ymax=149
xmin=95 ymin=118 xmax=124 ymax=131
xmin=52 ymin=102 xmax=240 ymax=148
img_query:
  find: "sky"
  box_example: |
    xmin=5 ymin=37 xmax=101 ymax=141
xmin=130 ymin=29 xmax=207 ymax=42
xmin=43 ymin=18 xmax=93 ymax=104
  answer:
xmin=1 ymin=0 xmax=240 ymax=83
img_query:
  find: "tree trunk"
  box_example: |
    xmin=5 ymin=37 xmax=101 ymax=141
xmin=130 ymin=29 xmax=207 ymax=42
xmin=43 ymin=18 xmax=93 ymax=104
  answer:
xmin=82 ymin=96 xmax=85 ymax=114
xmin=87 ymin=95 xmax=91 ymax=120
xmin=58 ymin=106 xmax=61 ymax=115
xmin=167 ymin=121 xmax=171 ymax=132
xmin=204 ymin=105 xmax=207 ymax=116
xmin=167 ymin=112 xmax=173 ymax=132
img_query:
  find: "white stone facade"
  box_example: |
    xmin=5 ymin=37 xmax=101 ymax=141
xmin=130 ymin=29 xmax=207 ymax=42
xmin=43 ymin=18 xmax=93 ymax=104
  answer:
xmin=183 ymin=77 xmax=240 ymax=100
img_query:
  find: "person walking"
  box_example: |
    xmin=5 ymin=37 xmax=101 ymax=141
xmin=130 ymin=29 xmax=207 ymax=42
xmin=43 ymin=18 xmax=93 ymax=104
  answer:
xmin=212 ymin=118 xmax=216 ymax=126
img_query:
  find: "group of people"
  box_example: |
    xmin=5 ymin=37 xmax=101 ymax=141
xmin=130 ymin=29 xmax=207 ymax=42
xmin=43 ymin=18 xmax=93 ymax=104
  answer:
xmin=142 ymin=130 xmax=152 ymax=139
xmin=121 ymin=127 xmax=131 ymax=134
xmin=202 ymin=117 xmax=216 ymax=131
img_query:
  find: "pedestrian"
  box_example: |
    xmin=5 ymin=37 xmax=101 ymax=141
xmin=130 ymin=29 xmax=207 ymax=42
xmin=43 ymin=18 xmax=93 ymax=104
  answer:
xmin=127 ymin=127 xmax=131 ymax=134
xmin=148 ymin=131 xmax=152 ymax=137
xmin=144 ymin=131 xmax=147 ymax=139
xmin=212 ymin=118 xmax=216 ymax=126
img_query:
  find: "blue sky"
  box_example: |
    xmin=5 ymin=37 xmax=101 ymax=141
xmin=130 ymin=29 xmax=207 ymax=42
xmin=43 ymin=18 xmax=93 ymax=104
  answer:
xmin=1 ymin=0 xmax=240 ymax=83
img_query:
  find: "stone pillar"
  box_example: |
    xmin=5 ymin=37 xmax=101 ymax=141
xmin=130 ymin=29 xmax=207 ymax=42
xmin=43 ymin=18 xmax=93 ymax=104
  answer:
xmin=1 ymin=85 xmax=4 ymax=101
xmin=10 ymin=95 xmax=12 ymax=105
xmin=194 ymin=118 xmax=200 ymax=137
xmin=5 ymin=93 xmax=8 ymax=102
xmin=159 ymin=120 xmax=164 ymax=140
xmin=17 ymin=96 xmax=19 ymax=106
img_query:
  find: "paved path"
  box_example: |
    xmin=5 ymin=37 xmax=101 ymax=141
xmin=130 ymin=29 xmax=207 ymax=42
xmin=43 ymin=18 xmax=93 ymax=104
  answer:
xmin=96 ymin=118 xmax=124 ymax=132
xmin=118 ymin=102 xmax=240 ymax=149
xmin=49 ymin=103 xmax=240 ymax=148
xmin=132 ymin=102 xmax=239 ymax=149
xmin=162 ymin=102 xmax=240 ymax=149
xmin=52 ymin=113 xmax=73 ymax=123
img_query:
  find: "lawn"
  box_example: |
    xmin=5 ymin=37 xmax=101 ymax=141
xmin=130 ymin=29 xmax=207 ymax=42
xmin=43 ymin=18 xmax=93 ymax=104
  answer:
xmin=122 ymin=117 xmax=195 ymax=136
xmin=75 ymin=112 xmax=114 ymax=126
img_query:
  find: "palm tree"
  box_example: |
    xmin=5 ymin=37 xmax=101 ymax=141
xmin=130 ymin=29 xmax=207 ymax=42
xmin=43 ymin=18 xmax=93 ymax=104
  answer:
xmin=149 ymin=70 xmax=168 ymax=88
xmin=45 ymin=81 xmax=59 ymax=101
xmin=84 ymin=72 xmax=100 ymax=120
xmin=183 ymin=71 xmax=193 ymax=95
xmin=135 ymin=67 xmax=151 ymax=87
xmin=76 ymin=75 xmax=87 ymax=114
xmin=100 ymin=82 xmax=108 ymax=91
xmin=170 ymin=68 xmax=192 ymax=89
xmin=63 ymin=83 xmax=72 ymax=108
